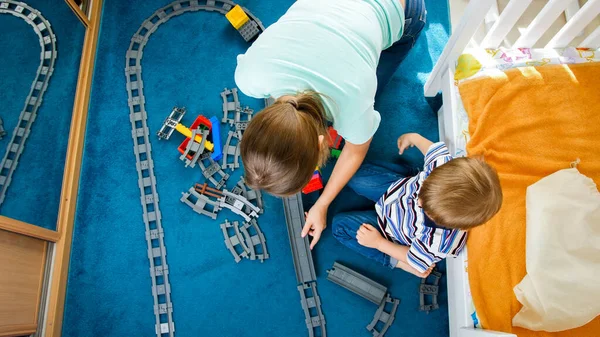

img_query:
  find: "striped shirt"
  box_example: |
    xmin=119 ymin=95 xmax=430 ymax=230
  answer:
xmin=375 ymin=142 xmax=467 ymax=273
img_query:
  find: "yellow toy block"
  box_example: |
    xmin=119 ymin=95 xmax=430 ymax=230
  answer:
xmin=175 ymin=123 xmax=214 ymax=151
xmin=226 ymin=5 xmax=249 ymax=30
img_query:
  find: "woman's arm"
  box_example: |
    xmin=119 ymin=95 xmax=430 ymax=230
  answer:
xmin=301 ymin=138 xmax=372 ymax=249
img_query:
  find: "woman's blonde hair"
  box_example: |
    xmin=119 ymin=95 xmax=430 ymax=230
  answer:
xmin=241 ymin=91 xmax=330 ymax=196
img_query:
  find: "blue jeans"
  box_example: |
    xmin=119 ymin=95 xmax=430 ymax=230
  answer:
xmin=332 ymin=162 xmax=417 ymax=268
xmin=376 ymin=0 xmax=427 ymax=97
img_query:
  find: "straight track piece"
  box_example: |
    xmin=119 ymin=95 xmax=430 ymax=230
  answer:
xmin=283 ymin=193 xmax=326 ymax=336
xmin=326 ymin=262 xmax=387 ymax=305
xmin=298 ymin=282 xmax=327 ymax=337
xmin=157 ymin=106 xmax=185 ymax=140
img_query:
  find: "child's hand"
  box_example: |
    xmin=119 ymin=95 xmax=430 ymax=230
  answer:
xmin=397 ymin=133 xmax=417 ymax=155
xmin=356 ymin=224 xmax=384 ymax=249
xmin=416 ymin=264 xmax=436 ymax=278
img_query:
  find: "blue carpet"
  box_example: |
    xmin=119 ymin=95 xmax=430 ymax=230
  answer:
xmin=63 ymin=1 xmax=451 ymax=336
xmin=0 ymin=0 xmax=85 ymax=230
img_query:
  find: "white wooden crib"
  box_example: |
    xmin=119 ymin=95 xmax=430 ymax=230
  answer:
xmin=424 ymin=1 xmax=600 ymax=336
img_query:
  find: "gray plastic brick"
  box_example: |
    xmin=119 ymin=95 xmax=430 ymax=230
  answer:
xmin=238 ymin=19 xmax=260 ymax=42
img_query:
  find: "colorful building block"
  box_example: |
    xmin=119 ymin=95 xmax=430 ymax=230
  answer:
xmin=302 ymin=171 xmax=324 ymax=194
xmin=209 ymin=116 xmax=223 ymax=161
xmin=174 ymin=123 xmax=214 ymax=151
xmin=328 ymin=126 xmax=343 ymax=149
xmin=331 ymin=149 xmax=342 ymax=158
xmin=190 ymin=115 xmax=212 ymax=131
xmin=225 ymin=5 xmax=249 ymax=30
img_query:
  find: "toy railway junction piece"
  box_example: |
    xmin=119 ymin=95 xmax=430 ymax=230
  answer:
xmin=124 ymin=1 xmax=266 ymax=335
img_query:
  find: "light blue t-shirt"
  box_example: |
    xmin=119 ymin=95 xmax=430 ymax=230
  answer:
xmin=235 ymin=0 xmax=405 ymax=144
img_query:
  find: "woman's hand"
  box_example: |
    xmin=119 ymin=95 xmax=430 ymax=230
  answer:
xmin=301 ymin=202 xmax=328 ymax=250
xmin=356 ymin=224 xmax=385 ymax=249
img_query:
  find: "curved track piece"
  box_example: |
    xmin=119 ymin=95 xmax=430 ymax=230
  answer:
xmin=367 ymin=294 xmax=400 ymax=337
xmin=124 ymin=2 xmax=264 ymax=335
xmin=0 ymin=1 xmax=57 ymax=207
xmin=243 ymin=219 xmax=269 ymax=262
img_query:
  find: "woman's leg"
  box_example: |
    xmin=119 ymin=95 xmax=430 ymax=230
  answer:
xmin=376 ymin=0 xmax=427 ymax=96
xmin=347 ymin=162 xmax=413 ymax=202
xmin=332 ymin=210 xmax=397 ymax=269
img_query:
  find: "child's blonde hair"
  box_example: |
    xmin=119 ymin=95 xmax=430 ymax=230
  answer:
xmin=419 ymin=157 xmax=502 ymax=229
xmin=241 ymin=91 xmax=330 ymax=196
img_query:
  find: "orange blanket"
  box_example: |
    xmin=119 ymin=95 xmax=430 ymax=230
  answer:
xmin=459 ymin=63 xmax=600 ymax=336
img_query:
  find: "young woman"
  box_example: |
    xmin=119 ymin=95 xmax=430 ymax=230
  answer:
xmin=235 ymin=0 xmax=427 ymax=249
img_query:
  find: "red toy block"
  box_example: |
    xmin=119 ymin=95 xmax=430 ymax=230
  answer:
xmin=328 ymin=126 xmax=342 ymax=149
xmin=302 ymin=172 xmax=324 ymax=194
xmin=190 ymin=115 xmax=212 ymax=131
xmin=178 ymin=138 xmax=194 ymax=159
xmin=178 ymin=115 xmax=213 ymax=159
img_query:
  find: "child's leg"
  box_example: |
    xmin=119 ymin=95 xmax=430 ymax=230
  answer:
xmin=331 ymin=210 xmax=397 ymax=269
xmin=348 ymin=162 xmax=410 ymax=202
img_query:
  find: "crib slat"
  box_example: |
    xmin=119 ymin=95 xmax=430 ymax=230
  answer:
xmin=514 ymin=0 xmax=578 ymax=48
xmin=424 ymin=0 xmax=496 ymax=96
xmin=564 ymin=1 xmax=581 ymax=22
xmin=481 ymin=0 xmax=533 ymax=49
xmin=441 ymin=68 xmax=458 ymax=157
xmin=546 ymin=0 xmax=600 ymax=48
xmin=581 ymin=26 xmax=600 ymax=48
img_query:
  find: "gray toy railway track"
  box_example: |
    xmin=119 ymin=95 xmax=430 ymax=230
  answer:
xmin=327 ymin=262 xmax=400 ymax=337
xmin=283 ymin=193 xmax=327 ymax=337
xmin=327 ymin=262 xmax=387 ymax=305
xmin=0 ymin=0 xmax=57 ymax=207
xmin=124 ymin=1 xmax=264 ymax=336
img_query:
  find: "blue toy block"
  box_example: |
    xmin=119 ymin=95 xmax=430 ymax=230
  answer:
xmin=209 ymin=116 xmax=223 ymax=161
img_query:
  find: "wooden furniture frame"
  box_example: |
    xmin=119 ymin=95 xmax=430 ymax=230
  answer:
xmin=425 ymin=1 xmax=600 ymax=337
xmin=0 ymin=0 xmax=103 ymax=336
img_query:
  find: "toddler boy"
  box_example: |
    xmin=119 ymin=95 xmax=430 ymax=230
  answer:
xmin=332 ymin=133 xmax=502 ymax=277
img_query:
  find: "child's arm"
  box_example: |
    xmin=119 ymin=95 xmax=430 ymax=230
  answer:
xmin=397 ymin=133 xmax=433 ymax=156
xmin=357 ymin=224 xmax=434 ymax=278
